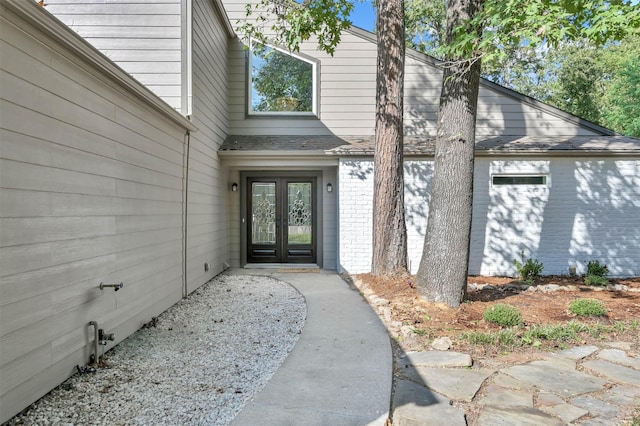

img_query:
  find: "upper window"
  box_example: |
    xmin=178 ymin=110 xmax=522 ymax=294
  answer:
xmin=492 ymin=175 xmax=548 ymax=186
xmin=248 ymin=42 xmax=317 ymax=115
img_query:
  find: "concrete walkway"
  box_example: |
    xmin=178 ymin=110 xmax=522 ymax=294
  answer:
xmin=228 ymin=269 xmax=392 ymax=426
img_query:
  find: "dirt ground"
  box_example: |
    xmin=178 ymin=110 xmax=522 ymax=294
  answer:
xmin=356 ymin=273 xmax=640 ymax=366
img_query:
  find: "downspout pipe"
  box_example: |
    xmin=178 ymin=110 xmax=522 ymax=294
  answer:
xmin=183 ymin=129 xmax=191 ymax=298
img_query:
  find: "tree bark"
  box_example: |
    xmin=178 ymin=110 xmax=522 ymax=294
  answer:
xmin=372 ymin=0 xmax=408 ymax=276
xmin=416 ymin=0 xmax=484 ymax=306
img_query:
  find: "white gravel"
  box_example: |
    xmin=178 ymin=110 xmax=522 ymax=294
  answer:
xmin=7 ymin=274 xmax=306 ymax=426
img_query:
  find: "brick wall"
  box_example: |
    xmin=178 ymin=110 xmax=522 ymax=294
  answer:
xmin=338 ymin=157 xmax=640 ymax=277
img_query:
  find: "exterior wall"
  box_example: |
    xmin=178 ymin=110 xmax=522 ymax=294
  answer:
xmin=338 ymin=157 xmax=640 ymax=277
xmin=224 ymin=0 xmax=602 ymax=139
xmin=185 ymin=0 xmax=230 ymax=292
xmin=227 ymin=34 xmax=378 ymax=136
xmin=0 ymin=3 xmax=194 ymax=422
xmin=403 ymin=55 xmax=602 ymax=138
xmin=45 ymin=0 xmax=184 ymax=111
xmin=322 ymin=168 xmax=338 ymax=269
xmin=224 ymin=0 xmax=377 ymax=136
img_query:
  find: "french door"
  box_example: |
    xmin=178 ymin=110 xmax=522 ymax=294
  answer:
xmin=247 ymin=177 xmax=317 ymax=263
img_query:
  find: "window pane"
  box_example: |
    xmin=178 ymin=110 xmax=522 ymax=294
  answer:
xmin=492 ymin=175 xmax=547 ymax=185
xmin=251 ymin=183 xmax=276 ymax=244
xmin=288 ymin=182 xmax=312 ymax=245
xmin=251 ymin=45 xmax=314 ymax=113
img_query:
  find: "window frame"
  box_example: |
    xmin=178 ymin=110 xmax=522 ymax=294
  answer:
xmin=491 ymin=174 xmax=549 ymax=187
xmin=247 ymin=40 xmax=319 ymax=117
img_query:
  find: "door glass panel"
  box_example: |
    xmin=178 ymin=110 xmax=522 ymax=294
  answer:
xmin=251 ymin=182 xmax=276 ymax=244
xmin=288 ymin=182 xmax=312 ymax=245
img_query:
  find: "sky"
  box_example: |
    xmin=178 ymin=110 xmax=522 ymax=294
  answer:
xmin=350 ymin=0 xmax=376 ymax=32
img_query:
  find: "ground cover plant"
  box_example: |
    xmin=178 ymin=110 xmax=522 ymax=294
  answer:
xmin=570 ymin=298 xmax=608 ymax=316
xmin=483 ymin=304 xmax=523 ymax=327
xmin=356 ymin=273 xmax=640 ymax=361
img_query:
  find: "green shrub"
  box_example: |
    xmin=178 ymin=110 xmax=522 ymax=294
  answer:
xmin=569 ymin=298 xmax=607 ymax=317
xmin=514 ymin=251 xmax=544 ymax=282
xmin=483 ymin=304 xmax=523 ymax=327
xmin=585 ymin=274 xmax=608 ymax=286
xmin=585 ymin=260 xmax=609 ymax=286
xmin=586 ymin=260 xmax=609 ymax=277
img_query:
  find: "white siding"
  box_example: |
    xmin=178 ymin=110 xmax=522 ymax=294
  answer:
xmin=0 ymin=5 xmax=190 ymax=422
xmin=45 ymin=0 xmax=184 ymax=111
xmin=185 ymin=0 xmax=230 ymax=292
xmin=338 ymin=157 xmax=640 ymax=277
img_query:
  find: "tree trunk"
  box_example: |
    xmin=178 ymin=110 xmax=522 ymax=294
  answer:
xmin=372 ymin=0 xmax=408 ymax=276
xmin=415 ymin=0 xmax=484 ymax=306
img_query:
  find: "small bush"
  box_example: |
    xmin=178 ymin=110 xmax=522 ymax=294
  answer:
xmin=570 ymin=298 xmax=607 ymax=317
xmin=585 ymin=260 xmax=609 ymax=286
xmin=585 ymin=274 xmax=608 ymax=286
xmin=586 ymin=260 xmax=609 ymax=277
xmin=514 ymin=251 xmax=544 ymax=282
xmin=483 ymin=304 xmax=523 ymax=327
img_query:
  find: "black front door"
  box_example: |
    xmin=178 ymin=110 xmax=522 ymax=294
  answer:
xmin=247 ymin=177 xmax=316 ymax=263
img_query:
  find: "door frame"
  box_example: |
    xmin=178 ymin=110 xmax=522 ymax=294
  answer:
xmin=240 ymin=171 xmax=324 ymax=267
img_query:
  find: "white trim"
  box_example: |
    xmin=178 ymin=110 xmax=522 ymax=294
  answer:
xmin=247 ymin=40 xmax=318 ymax=116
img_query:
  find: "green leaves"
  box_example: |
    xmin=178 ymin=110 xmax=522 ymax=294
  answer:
xmin=439 ymin=0 xmax=640 ymax=62
xmin=237 ymin=0 xmax=354 ymax=55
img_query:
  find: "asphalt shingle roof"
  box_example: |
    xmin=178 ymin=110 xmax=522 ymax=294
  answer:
xmin=220 ymin=135 xmax=640 ymax=156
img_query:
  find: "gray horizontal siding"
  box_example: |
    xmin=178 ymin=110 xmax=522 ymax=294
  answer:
xmin=184 ymin=0 xmax=230 ymax=292
xmin=226 ymin=0 xmax=604 ymax=138
xmin=0 ymin=6 xmax=190 ymax=422
xmin=46 ymin=0 xmax=184 ymax=110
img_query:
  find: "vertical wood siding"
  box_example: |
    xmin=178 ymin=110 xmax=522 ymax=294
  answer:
xmin=45 ymin=0 xmax=184 ymax=111
xmin=186 ymin=0 xmax=230 ymax=292
xmin=0 ymin=8 xmax=189 ymax=422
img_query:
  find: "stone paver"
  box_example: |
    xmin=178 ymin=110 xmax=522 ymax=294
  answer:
xmin=477 ymin=384 xmax=532 ymax=407
xmin=597 ymin=384 xmax=640 ymax=406
xmin=597 ymin=348 xmax=640 ymax=370
xmin=392 ymin=379 xmax=466 ymax=426
xmin=570 ymin=395 xmax=620 ymax=418
xmin=478 ymin=405 xmax=565 ymax=426
xmin=582 ymin=359 xmax=640 ymax=386
xmin=502 ymin=360 xmax=608 ymax=396
xmin=540 ymin=402 xmax=588 ymax=423
xmin=399 ymin=350 xmax=472 ymax=368
xmin=554 ymin=345 xmax=599 ymax=360
xmin=400 ymin=366 xmax=492 ymax=402
xmin=390 ymin=344 xmax=640 ymax=425
xmin=491 ymin=372 xmax=534 ymax=390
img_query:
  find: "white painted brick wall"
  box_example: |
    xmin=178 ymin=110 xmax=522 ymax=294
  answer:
xmin=338 ymin=159 xmax=374 ymax=273
xmin=339 ymin=157 xmax=640 ymax=277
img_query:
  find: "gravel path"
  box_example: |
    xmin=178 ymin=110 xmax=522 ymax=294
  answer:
xmin=7 ymin=274 xmax=306 ymax=426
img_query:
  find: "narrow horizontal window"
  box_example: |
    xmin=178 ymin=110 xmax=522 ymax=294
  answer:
xmin=492 ymin=175 xmax=547 ymax=186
